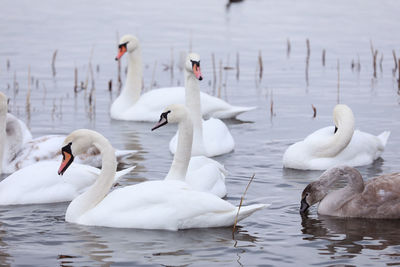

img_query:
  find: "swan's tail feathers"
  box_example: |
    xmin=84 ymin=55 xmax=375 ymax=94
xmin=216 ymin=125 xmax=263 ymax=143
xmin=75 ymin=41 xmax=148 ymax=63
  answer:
xmin=114 ymin=166 xmax=136 ymax=183
xmin=235 ymin=203 xmax=269 ymax=222
xmin=378 ymin=131 xmax=391 ymax=147
xmin=115 ymin=149 xmax=138 ymax=164
xmin=212 ymin=106 xmax=257 ymax=119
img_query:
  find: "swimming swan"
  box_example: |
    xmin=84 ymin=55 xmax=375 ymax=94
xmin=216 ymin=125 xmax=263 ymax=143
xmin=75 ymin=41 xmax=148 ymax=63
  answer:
xmin=110 ymin=35 xmax=255 ymax=122
xmin=283 ymin=104 xmax=390 ymax=170
xmin=300 ymin=166 xmax=400 ymax=219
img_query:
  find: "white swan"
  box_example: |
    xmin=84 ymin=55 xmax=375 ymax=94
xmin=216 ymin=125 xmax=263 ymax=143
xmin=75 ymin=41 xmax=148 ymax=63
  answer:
xmin=300 ymin=166 xmax=400 ymax=218
xmin=283 ymin=104 xmax=390 ymax=170
xmin=0 ymin=161 xmax=134 ymax=205
xmin=111 ymin=35 xmax=256 ymax=122
xmin=60 ymin=107 xmax=266 ymax=230
xmin=0 ymin=92 xmax=136 ymax=174
xmin=169 ymin=53 xmax=234 ymax=157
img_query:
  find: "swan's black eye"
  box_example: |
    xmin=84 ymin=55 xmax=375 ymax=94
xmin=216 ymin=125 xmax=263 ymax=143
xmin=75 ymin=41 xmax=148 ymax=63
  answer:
xmin=334 ymin=126 xmax=338 ymax=134
xmin=118 ymin=42 xmax=128 ymax=49
xmin=190 ymin=60 xmax=200 ymax=67
xmin=162 ymin=110 xmax=171 ymax=119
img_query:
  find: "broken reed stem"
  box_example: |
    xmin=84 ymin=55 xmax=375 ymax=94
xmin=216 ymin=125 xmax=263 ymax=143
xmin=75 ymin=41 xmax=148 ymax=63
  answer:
xmin=88 ymin=62 xmax=95 ymax=110
xmin=108 ymin=79 xmax=112 ymax=92
xmin=286 ymin=38 xmax=291 ymax=58
xmin=6 ymin=59 xmax=10 ymax=71
xmin=311 ymin=104 xmax=317 ymax=118
xmin=150 ymin=60 xmax=157 ymax=90
xmin=74 ymin=67 xmax=78 ymax=93
xmin=232 ymin=173 xmax=256 ymax=237
xmin=51 ymin=50 xmax=57 ymax=77
xmin=398 ymin=59 xmax=400 ymax=89
xmin=379 ymin=53 xmax=383 ymax=73
xmin=370 ymin=41 xmax=377 ymax=78
xmin=236 ymin=52 xmax=240 ymax=80
xmin=170 ymin=47 xmax=174 ymax=82
xmin=305 ymin=39 xmax=310 ymax=86
xmin=337 ymin=59 xmax=340 ymax=104
xmin=322 ymin=49 xmax=326 ymax=67
xmin=218 ymin=59 xmax=222 ymax=98
xmin=42 ymin=82 xmax=47 ymax=106
xmin=393 ymin=50 xmax=398 ymax=76
xmin=258 ymin=50 xmax=263 ymax=80
xmin=116 ymin=31 xmax=122 ymax=92
xmin=270 ymin=89 xmax=274 ymax=118
xmin=26 ymin=65 xmax=31 ymax=117
xmin=212 ymin=53 xmax=216 ymax=94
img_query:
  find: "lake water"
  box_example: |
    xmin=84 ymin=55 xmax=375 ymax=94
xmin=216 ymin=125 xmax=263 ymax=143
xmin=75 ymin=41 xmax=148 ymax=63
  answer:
xmin=1 ymin=0 xmax=400 ymax=266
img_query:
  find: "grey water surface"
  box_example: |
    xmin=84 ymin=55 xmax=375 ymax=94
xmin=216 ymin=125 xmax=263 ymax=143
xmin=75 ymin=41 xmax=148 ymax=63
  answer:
xmin=0 ymin=0 xmax=400 ymax=266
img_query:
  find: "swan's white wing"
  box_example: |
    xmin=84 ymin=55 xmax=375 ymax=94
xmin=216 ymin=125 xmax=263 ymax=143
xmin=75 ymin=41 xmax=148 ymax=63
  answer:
xmin=76 ymin=180 xmax=266 ymax=230
xmin=186 ymin=156 xmax=227 ymax=198
xmin=0 ymin=161 xmax=99 ymax=205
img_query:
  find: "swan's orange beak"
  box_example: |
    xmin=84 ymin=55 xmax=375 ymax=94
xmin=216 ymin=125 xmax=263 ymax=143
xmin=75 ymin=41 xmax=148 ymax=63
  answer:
xmin=115 ymin=45 xmax=127 ymax=61
xmin=193 ymin=64 xmax=203 ymax=80
xmin=58 ymin=143 xmax=74 ymax=175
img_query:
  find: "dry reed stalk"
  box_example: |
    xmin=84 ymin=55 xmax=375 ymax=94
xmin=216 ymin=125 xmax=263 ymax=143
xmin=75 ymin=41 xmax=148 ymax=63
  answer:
xmin=393 ymin=50 xmax=398 ymax=75
xmin=357 ymin=55 xmax=361 ymax=72
xmin=88 ymin=62 xmax=95 ymax=110
xmin=270 ymin=89 xmax=274 ymax=118
xmin=337 ymin=59 xmax=340 ymax=104
xmin=26 ymin=65 xmax=31 ymax=118
xmin=287 ymin=38 xmax=291 ymax=58
xmin=305 ymin=39 xmax=310 ymax=86
xmin=370 ymin=41 xmax=378 ymax=78
xmin=116 ymin=31 xmax=122 ymax=92
xmin=170 ymin=47 xmax=174 ymax=82
xmin=96 ymin=64 xmax=100 ymax=73
xmin=51 ymin=50 xmax=57 ymax=77
xmin=258 ymin=50 xmax=263 ymax=80
xmin=398 ymin=59 xmax=400 ymax=89
xmin=108 ymin=79 xmax=112 ymax=92
xmin=150 ymin=60 xmax=157 ymax=90
xmin=232 ymin=173 xmax=256 ymax=238
xmin=212 ymin=53 xmax=216 ymax=94
xmin=42 ymin=82 xmax=47 ymax=106
xmin=379 ymin=53 xmax=383 ymax=73
xmin=218 ymin=59 xmax=222 ymax=98
xmin=322 ymin=49 xmax=326 ymax=67
xmin=6 ymin=59 xmax=10 ymax=71
xmin=74 ymin=67 xmax=78 ymax=93
xmin=311 ymin=104 xmax=317 ymax=118
xmin=236 ymin=52 xmax=240 ymax=80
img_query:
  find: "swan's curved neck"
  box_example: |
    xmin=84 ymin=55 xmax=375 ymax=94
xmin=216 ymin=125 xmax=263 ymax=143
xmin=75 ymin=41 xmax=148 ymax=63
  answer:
xmin=165 ymin=115 xmax=193 ymax=181
xmin=314 ymin=110 xmax=354 ymax=157
xmin=120 ymin=48 xmax=143 ymax=105
xmin=184 ymin=71 xmax=205 ymax=155
xmin=0 ymin=110 xmax=6 ymax=174
xmin=66 ymin=134 xmax=117 ymax=222
xmin=317 ymin=168 xmax=364 ymax=212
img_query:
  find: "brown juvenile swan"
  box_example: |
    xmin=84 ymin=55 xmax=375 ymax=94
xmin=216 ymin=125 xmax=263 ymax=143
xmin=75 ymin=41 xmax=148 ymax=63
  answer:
xmin=300 ymin=166 xmax=400 ymax=218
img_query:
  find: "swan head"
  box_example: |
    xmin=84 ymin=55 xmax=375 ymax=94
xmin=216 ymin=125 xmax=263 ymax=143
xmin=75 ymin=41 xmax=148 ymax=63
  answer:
xmin=300 ymin=166 xmax=361 ymax=213
xmin=333 ymin=104 xmax=354 ymax=133
xmin=115 ymin=34 xmax=140 ymax=61
xmin=151 ymin=104 xmax=189 ymax=131
xmin=58 ymin=129 xmax=105 ymax=175
xmin=185 ymin=53 xmax=203 ymax=80
xmin=0 ymin=92 xmax=7 ymax=115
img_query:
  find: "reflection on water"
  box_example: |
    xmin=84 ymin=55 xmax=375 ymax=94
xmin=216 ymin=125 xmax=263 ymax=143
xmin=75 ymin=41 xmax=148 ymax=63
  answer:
xmin=301 ymin=213 xmax=400 ymax=261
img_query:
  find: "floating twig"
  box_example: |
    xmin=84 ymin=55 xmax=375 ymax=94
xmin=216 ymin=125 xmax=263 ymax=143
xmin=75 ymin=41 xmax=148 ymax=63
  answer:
xmin=232 ymin=173 xmax=256 ymax=238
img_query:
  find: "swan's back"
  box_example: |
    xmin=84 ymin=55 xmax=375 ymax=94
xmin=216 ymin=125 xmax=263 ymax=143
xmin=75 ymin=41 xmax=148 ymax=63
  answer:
xmin=340 ymin=173 xmax=400 ymax=218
